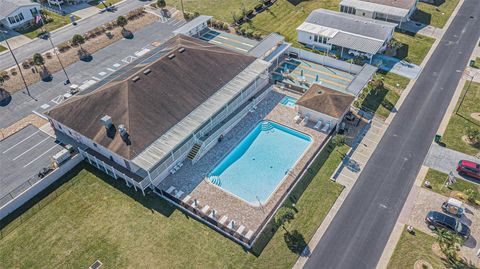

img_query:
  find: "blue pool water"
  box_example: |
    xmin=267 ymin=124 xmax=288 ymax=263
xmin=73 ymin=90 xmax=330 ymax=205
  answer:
xmin=280 ymin=96 xmax=297 ymax=108
xmin=208 ymin=121 xmax=311 ymax=205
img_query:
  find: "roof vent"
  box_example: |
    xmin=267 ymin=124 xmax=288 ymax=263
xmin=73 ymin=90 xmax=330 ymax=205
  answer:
xmin=143 ymin=69 xmax=151 ymax=75
xmin=132 ymin=76 xmax=140 ymax=82
xmin=317 ymin=90 xmax=324 ymax=95
xmin=118 ymin=124 xmax=130 ymax=143
xmin=168 ymin=53 xmax=175 ymax=59
xmin=100 ymin=115 xmax=113 ymax=129
xmin=178 ymin=47 xmax=186 ymax=53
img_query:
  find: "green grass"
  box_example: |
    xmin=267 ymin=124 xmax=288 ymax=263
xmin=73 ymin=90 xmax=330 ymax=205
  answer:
xmin=89 ymin=0 xmax=123 ymax=9
xmin=442 ymin=81 xmax=480 ymax=156
xmin=387 ymin=227 xmax=446 ymax=269
xmin=471 ymin=57 xmax=480 ymax=68
xmin=0 ymin=143 xmax=349 ymax=268
xmin=169 ymin=0 xmax=258 ymax=22
xmin=412 ymin=0 xmax=460 ymax=29
xmin=393 ymin=31 xmax=436 ymax=65
xmin=422 ymin=168 xmax=480 ymax=199
xmin=19 ymin=11 xmax=77 ymax=39
xmin=0 ymin=45 xmax=6 ymax=53
xmin=355 ymin=72 xmax=410 ymax=118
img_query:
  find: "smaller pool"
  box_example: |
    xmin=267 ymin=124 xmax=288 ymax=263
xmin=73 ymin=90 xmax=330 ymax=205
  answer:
xmin=280 ymin=96 xmax=297 ymax=108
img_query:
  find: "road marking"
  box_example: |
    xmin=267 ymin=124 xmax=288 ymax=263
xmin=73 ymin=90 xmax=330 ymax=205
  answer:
xmin=79 ymin=80 xmax=97 ymax=91
xmin=134 ymin=48 xmax=150 ymax=57
xmin=122 ymin=55 xmax=137 ymax=64
xmin=92 ymin=76 xmax=101 ymax=81
xmin=99 ymin=71 xmax=107 ymax=76
xmin=167 ymin=19 xmax=178 ymax=25
xmin=2 ymin=131 xmax=39 ymax=153
xmin=113 ymin=63 xmax=121 ymax=68
xmin=12 ymin=137 xmax=49 ymax=161
xmin=379 ymin=203 xmax=388 ymax=209
xmin=51 ymin=95 xmax=63 ymax=104
xmin=107 ymin=68 xmax=115 ymax=72
xmin=23 ymin=144 xmax=59 ymax=168
xmin=40 ymin=104 xmax=50 ymax=110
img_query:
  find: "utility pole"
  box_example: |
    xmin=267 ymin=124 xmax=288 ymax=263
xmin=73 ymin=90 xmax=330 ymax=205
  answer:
xmin=180 ymin=0 xmax=185 ymax=18
xmin=0 ymin=30 xmax=33 ymax=98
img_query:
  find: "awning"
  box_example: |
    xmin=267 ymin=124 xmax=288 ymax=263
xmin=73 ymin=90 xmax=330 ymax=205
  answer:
xmin=296 ymin=22 xmax=339 ymax=38
xmin=328 ymin=32 xmax=384 ymax=54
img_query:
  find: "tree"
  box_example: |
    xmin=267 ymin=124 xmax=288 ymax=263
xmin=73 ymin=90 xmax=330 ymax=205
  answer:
xmin=157 ymin=0 xmax=166 ymax=9
xmin=435 ymin=229 xmax=462 ymax=260
xmin=117 ymin=15 xmax=128 ymax=30
xmin=372 ymin=79 xmax=384 ymax=91
xmin=275 ymin=207 xmax=295 ymax=233
xmin=71 ymin=34 xmax=85 ymax=49
xmin=465 ymin=127 xmax=480 ymax=144
xmin=32 ymin=53 xmax=45 ymax=69
xmin=464 ymin=188 xmax=478 ymax=204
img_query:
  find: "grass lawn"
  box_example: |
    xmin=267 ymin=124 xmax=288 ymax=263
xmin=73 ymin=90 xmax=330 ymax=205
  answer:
xmin=355 ymin=72 xmax=410 ymax=118
xmin=0 ymin=143 xmax=349 ymax=268
xmin=442 ymin=81 xmax=480 ymax=156
xmin=387 ymin=226 xmax=446 ymax=269
xmin=169 ymin=0 xmax=258 ymax=22
xmin=412 ymin=0 xmax=460 ymax=29
xmin=0 ymin=45 xmax=6 ymax=53
xmin=89 ymin=0 xmax=123 ymax=9
xmin=471 ymin=57 xmax=480 ymax=68
xmin=19 ymin=11 xmax=77 ymax=39
xmin=393 ymin=31 xmax=436 ymax=65
xmin=422 ymin=168 xmax=480 ymax=200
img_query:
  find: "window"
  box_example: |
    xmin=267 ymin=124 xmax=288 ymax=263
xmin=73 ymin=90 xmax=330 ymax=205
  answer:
xmin=68 ymin=130 xmax=72 ymax=135
xmin=8 ymin=17 xmax=15 ymax=24
xmin=58 ymin=124 xmax=62 ymax=130
xmin=30 ymin=8 xmax=38 ymax=16
xmin=314 ymin=35 xmax=318 ymax=42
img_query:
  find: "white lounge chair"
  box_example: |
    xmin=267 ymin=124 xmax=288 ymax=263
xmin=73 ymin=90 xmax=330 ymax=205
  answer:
xmin=191 ymin=199 xmax=199 ymax=209
xmin=294 ymin=113 xmax=301 ymax=123
xmin=209 ymin=209 xmax=217 ymax=219
xmin=237 ymin=225 xmax=245 ymax=235
xmin=182 ymin=194 xmax=191 ymax=204
xmin=166 ymin=186 xmax=175 ymax=194
xmin=245 ymin=230 xmax=254 ymax=241
xmin=314 ymin=120 xmax=322 ymax=130
xmin=201 ymin=205 xmax=210 ymax=214
xmin=219 ymin=215 xmax=228 ymax=225
xmin=174 ymin=190 xmax=183 ymax=199
xmin=302 ymin=115 xmax=309 ymax=126
xmin=228 ymin=220 xmax=235 ymax=230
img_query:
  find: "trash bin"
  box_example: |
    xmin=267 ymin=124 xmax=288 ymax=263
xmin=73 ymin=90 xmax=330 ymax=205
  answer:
xmin=434 ymin=134 xmax=441 ymax=143
xmin=470 ymin=60 xmax=476 ymax=67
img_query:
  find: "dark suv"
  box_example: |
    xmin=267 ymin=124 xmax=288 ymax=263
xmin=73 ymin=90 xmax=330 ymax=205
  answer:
xmin=425 ymin=211 xmax=470 ymax=239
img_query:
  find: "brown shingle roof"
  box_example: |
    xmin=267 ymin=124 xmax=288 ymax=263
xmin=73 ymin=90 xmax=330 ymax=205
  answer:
xmin=47 ymin=35 xmax=256 ymax=160
xmin=296 ymin=84 xmax=355 ymax=118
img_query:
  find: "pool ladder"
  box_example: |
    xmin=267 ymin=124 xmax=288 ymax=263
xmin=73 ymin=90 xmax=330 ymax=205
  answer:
xmin=209 ymin=176 xmax=222 ymax=187
xmin=261 ymin=122 xmax=274 ymax=132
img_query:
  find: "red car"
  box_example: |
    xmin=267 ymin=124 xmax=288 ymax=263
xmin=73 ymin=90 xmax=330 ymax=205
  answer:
xmin=457 ymin=160 xmax=480 ymax=180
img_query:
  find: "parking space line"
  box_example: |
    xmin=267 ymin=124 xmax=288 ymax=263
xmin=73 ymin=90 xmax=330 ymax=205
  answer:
xmin=51 ymin=95 xmax=63 ymax=105
xmin=107 ymin=68 xmax=115 ymax=72
xmin=92 ymin=76 xmax=101 ymax=81
xmin=23 ymin=144 xmax=59 ymax=168
xmin=12 ymin=137 xmax=49 ymax=161
xmin=113 ymin=63 xmax=121 ymax=68
xmin=2 ymin=131 xmax=40 ymax=153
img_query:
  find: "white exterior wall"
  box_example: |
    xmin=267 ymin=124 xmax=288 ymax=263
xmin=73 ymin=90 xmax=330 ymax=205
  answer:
xmin=2 ymin=5 xmax=41 ymax=29
xmin=355 ymin=9 xmax=375 ymax=19
xmin=297 ymin=30 xmax=332 ymax=50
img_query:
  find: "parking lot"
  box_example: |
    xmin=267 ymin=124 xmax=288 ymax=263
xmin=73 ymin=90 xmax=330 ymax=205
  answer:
xmin=199 ymin=30 xmax=258 ymax=53
xmin=0 ymin=125 xmax=62 ymax=199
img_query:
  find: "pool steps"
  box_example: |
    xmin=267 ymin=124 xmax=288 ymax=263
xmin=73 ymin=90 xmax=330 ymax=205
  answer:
xmin=260 ymin=122 xmax=274 ymax=132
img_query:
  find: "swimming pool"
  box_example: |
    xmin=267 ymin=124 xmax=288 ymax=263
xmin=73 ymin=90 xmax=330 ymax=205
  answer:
xmin=280 ymin=96 xmax=297 ymax=108
xmin=208 ymin=121 xmax=311 ymax=205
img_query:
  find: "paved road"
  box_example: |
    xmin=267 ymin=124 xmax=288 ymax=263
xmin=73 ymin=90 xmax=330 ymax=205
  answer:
xmin=0 ymin=16 xmax=184 ymax=129
xmin=304 ymin=1 xmax=480 ymax=268
xmin=0 ymin=0 xmax=151 ymax=70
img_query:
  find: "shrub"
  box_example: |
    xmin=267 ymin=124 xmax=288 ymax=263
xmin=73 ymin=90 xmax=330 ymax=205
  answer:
xmin=33 ymin=53 xmax=45 ymax=67
xmin=22 ymin=60 xmax=30 ymax=69
xmin=10 ymin=68 xmax=17 ymax=76
xmin=71 ymin=34 xmax=85 ymax=48
xmin=117 ymin=16 xmax=128 ymax=29
xmin=57 ymin=42 xmax=71 ymax=53
xmin=244 ymin=29 xmax=254 ymax=38
xmin=465 ymin=188 xmax=478 ymax=204
xmin=0 ymin=71 xmax=10 ymax=80
xmin=93 ymin=26 xmax=105 ymax=35
xmin=126 ymin=8 xmax=145 ymax=20
xmin=45 ymin=52 xmax=52 ymax=59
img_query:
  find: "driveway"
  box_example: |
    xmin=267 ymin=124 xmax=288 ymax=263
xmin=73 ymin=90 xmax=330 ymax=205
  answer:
xmin=0 ymin=125 xmax=63 ymax=199
xmin=407 ymin=187 xmax=480 ymax=264
xmin=424 ymin=143 xmax=480 ymax=181
xmin=0 ymin=27 xmax=31 ymax=50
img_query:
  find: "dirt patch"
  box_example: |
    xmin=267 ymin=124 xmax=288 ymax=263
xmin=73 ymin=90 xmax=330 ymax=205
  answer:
xmin=471 ymin=113 xmax=480 ymax=122
xmin=414 ymin=259 xmax=433 ymax=269
xmin=432 ymin=242 xmax=447 ymax=259
xmin=2 ymin=12 xmax=159 ymax=94
xmin=461 ymin=135 xmax=480 ymax=147
xmin=0 ymin=114 xmax=48 ymax=141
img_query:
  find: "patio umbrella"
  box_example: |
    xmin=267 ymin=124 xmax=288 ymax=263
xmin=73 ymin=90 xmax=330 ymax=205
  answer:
xmin=315 ymin=74 xmax=319 ymax=82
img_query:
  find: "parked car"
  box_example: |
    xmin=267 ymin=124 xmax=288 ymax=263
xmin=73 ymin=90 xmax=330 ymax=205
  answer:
xmin=457 ymin=160 xmax=480 ymax=180
xmin=425 ymin=211 xmax=470 ymax=239
xmin=441 ymin=197 xmax=464 ymax=218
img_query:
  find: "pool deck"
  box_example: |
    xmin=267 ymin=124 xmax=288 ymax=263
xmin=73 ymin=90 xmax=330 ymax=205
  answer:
xmin=157 ymin=87 xmax=328 ymax=234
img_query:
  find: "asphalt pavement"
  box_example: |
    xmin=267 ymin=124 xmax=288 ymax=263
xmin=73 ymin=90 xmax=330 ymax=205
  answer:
xmin=0 ymin=0 xmax=151 ymax=71
xmin=303 ymin=1 xmax=480 ymax=268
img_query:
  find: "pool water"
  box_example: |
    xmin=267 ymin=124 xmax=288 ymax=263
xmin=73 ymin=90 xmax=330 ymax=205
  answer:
xmin=208 ymin=121 xmax=311 ymax=205
xmin=280 ymin=96 xmax=297 ymax=108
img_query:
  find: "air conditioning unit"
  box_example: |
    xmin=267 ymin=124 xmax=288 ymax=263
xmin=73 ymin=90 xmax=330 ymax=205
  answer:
xmin=100 ymin=115 xmax=112 ymax=129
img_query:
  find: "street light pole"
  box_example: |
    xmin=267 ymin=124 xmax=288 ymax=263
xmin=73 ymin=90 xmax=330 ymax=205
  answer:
xmin=180 ymin=0 xmax=185 ymax=18
xmin=39 ymin=14 xmax=70 ymax=84
xmin=0 ymin=30 xmax=32 ymax=98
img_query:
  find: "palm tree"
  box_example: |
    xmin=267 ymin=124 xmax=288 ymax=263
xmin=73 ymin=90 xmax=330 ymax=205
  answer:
xmin=435 ymin=229 xmax=462 ymax=260
xmin=157 ymin=0 xmax=166 ymax=9
xmin=32 ymin=53 xmax=45 ymax=70
xmin=275 ymin=207 xmax=295 ymax=233
xmin=71 ymin=34 xmax=85 ymax=50
xmin=117 ymin=16 xmax=128 ymax=31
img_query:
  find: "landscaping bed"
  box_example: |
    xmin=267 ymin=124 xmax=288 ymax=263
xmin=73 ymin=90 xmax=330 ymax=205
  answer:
xmin=0 ymin=11 xmax=158 ymax=94
xmin=412 ymin=0 xmax=460 ymax=29
xmin=422 ymin=168 xmax=480 ymax=204
xmin=388 ymin=227 xmax=446 ymax=269
xmin=0 ymin=140 xmax=348 ymax=268
xmin=442 ymin=82 xmax=480 ymax=156
xmin=393 ymin=31 xmax=436 ymax=65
